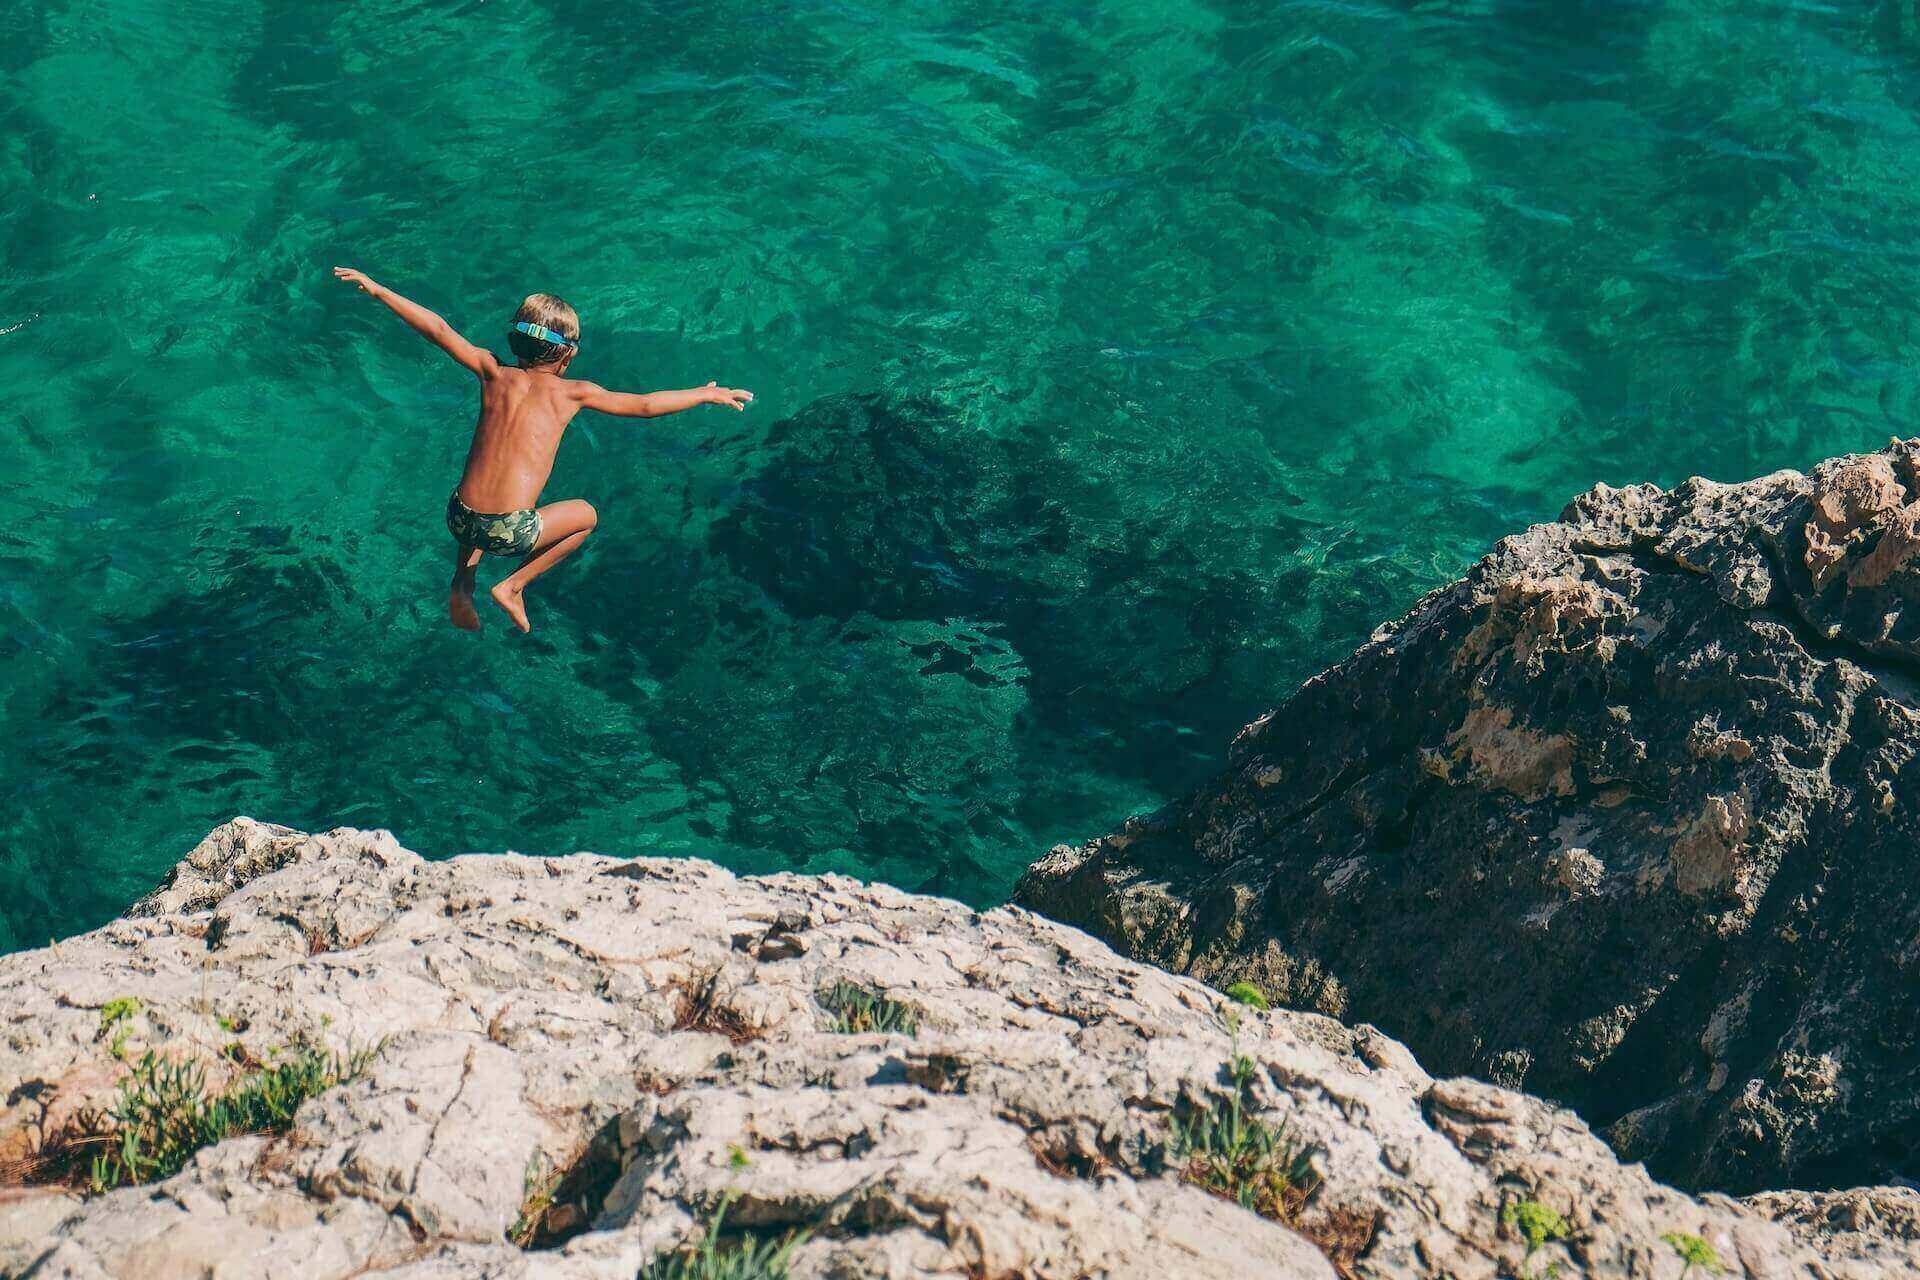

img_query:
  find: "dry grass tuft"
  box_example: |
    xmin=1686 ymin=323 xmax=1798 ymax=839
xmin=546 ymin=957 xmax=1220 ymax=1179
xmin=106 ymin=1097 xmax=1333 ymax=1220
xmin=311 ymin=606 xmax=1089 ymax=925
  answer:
xmin=1297 ymin=1206 xmax=1379 ymax=1279
xmin=669 ymin=971 xmax=763 ymax=1046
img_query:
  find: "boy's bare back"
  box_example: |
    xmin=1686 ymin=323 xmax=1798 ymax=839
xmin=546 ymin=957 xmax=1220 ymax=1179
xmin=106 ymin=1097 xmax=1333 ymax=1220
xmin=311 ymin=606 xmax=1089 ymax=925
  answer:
xmin=458 ymin=364 xmax=586 ymax=514
xmin=332 ymin=268 xmax=751 ymax=634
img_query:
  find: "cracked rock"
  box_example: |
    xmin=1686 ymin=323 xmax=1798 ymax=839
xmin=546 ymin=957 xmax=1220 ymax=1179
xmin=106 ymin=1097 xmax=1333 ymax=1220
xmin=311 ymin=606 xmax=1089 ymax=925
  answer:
xmin=4 ymin=821 xmax=1912 ymax=1276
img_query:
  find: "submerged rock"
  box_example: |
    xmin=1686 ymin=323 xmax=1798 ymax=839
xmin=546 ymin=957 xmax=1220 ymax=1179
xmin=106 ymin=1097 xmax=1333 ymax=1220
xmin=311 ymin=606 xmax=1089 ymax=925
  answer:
xmin=1017 ymin=439 xmax=1920 ymax=1196
xmin=2 ymin=820 xmax=1909 ymax=1277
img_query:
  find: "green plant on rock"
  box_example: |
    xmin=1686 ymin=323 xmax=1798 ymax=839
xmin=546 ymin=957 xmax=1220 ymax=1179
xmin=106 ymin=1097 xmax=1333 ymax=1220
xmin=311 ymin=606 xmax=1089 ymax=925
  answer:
xmin=1171 ymin=1051 xmax=1319 ymax=1223
xmin=1502 ymin=1198 xmax=1571 ymax=1278
xmin=87 ymin=1042 xmax=374 ymax=1193
xmin=1661 ymin=1231 xmax=1722 ymax=1278
xmin=98 ymin=997 xmax=141 ymax=1060
xmin=506 ymin=1123 xmax=626 ymax=1252
xmin=638 ymin=1193 xmax=807 ymax=1280
xmin=509 ymin=1153 xmax=560 ymax=1248
xmin=815 ymin=981 xmax=919 ymax=1036
xmin=1223 ymin=981 xmax=1270 ymax=1011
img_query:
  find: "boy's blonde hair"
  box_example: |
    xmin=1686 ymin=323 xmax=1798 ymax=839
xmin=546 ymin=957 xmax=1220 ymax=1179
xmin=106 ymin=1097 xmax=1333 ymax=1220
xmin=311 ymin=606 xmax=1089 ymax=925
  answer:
xmin=508 ymin=293 xmax=580 ymax=364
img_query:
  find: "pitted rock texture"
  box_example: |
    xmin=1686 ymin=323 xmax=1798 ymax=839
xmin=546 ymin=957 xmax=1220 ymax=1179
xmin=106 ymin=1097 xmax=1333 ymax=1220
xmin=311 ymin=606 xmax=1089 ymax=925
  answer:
xmin=1017 ymin=439 xmax=1920 ymax=1196
xmin=3 ymin=822 xmax=1910 ymax=1277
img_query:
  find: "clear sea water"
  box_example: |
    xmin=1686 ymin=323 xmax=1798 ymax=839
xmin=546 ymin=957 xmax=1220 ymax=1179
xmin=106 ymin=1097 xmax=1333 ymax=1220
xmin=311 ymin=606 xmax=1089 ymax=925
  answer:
xmin=6 ymin=0 xmax=1920 ymax=951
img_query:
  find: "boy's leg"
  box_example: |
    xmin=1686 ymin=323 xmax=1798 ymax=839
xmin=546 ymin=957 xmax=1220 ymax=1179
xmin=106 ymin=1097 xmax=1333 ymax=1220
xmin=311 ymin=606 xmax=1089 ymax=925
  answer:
xmin=449 ymin=543 xmax=483 ymax=631
xmin=489 ymin=499 xmax=597 ymax=633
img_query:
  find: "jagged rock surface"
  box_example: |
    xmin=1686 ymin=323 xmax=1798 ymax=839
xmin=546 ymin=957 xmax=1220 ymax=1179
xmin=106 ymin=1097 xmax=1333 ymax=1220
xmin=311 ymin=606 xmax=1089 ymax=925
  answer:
xmin=1018 ymin=440 xmax=1920 ymax=1196
xmin=2 ymin=822 xmax=1910 ymax=1277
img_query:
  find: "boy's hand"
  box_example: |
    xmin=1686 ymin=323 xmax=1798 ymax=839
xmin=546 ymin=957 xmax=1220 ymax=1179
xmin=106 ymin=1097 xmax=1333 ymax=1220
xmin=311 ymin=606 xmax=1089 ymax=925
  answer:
xmin=332 ymin=266 xmax=382 ymax=297
xmin=703 ymin=381 xmax=753 ymax=411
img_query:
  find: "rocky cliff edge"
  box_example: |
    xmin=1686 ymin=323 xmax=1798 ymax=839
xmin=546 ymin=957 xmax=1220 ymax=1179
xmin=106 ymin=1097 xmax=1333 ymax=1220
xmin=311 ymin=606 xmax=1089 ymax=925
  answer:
xmin=2 ymin=821 xmax=1916 ymax=1278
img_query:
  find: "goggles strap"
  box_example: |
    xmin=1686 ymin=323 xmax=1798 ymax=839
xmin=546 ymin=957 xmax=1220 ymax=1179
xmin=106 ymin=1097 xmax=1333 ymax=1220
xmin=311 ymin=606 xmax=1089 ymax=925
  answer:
xmin=513 ymin=320 xmax=577 ymax=349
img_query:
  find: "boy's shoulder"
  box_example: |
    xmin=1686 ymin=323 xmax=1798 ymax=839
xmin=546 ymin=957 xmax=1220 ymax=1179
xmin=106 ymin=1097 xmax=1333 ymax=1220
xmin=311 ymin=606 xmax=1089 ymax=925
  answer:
xmin=554 ymin=374 xmax=607 ymax=401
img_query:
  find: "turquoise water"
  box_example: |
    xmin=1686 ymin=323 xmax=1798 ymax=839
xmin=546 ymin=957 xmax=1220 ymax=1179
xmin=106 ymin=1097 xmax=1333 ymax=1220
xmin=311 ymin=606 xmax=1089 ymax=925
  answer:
xmin=7 ymin=0 xmax=1920 ymax=951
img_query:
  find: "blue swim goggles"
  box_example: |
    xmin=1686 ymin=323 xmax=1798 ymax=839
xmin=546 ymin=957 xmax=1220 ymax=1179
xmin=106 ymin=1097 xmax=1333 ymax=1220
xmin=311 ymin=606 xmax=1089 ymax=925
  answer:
xmin=512 ymin=320 xmax=577 ymax=349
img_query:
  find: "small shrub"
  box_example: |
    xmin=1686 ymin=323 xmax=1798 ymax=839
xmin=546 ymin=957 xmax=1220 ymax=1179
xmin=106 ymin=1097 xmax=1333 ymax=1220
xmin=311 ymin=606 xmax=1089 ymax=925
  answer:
xmin=1223 ymin=982 xmax=1269 ymax=1011
xmin=638 ymin=1193 xmax=807 ymax=1280
xmin=98 ymin=997 xmax=140 ymax=1028
xmin=85 ymin=1043 xmax=374 ymax=1192
xmin=1504 ymin=1198 xmax=1569 ymax=1253
xmin=1662 ymin=1231 xmax=1722 ymax=1278
xmin=816 ymin=981 xmax=919 ymax=1036
xmin=98 ymin=997 xmax=141 ymax=1060
xmin=1502 ymin=1198 xmax=1571 ymax=1278
xmin=1171 ymin=1052 xmax=1318 ymax=1223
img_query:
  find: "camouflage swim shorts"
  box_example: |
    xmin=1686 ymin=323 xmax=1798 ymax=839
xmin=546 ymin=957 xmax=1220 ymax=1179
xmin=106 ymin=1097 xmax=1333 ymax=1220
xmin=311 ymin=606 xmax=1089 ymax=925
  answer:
xmin=446 ymin=492 xmax=542 ymax=557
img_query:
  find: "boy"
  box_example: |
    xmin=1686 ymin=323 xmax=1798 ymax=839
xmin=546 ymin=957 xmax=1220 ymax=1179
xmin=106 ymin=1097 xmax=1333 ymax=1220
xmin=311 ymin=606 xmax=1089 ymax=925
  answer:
xmin=332 ymin=267 xmax=752 ymax=633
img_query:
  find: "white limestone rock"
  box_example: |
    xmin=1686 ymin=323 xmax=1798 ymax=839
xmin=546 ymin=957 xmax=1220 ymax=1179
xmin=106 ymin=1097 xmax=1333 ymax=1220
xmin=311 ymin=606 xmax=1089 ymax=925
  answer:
xmin=1 ymin=820 xmax=1912 ymax=1278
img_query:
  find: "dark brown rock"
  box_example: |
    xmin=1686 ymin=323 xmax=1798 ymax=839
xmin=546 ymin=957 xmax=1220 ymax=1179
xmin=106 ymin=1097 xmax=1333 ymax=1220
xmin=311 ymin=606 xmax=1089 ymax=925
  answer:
xmin=1018 ymin=439 xmax=1920 ymax=1194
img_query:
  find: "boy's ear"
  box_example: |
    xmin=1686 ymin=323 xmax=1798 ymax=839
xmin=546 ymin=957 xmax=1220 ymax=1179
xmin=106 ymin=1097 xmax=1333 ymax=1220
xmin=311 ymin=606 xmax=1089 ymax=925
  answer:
xmin=557 ymin=350 xmax=575 ymax=374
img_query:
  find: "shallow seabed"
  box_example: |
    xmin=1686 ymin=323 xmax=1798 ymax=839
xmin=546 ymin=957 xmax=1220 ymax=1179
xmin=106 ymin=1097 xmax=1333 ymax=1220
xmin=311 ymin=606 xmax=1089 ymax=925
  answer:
xmin=5 ymin=0 xmax=1920 ymax=948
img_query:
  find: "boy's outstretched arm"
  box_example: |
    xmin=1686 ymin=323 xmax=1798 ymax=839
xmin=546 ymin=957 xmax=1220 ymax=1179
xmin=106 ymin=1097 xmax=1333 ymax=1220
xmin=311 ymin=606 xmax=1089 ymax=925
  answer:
xmin=572 ymin=380 xmax=753 ymax=418
xmin=332 ymin=267 xmax=498 ymax=379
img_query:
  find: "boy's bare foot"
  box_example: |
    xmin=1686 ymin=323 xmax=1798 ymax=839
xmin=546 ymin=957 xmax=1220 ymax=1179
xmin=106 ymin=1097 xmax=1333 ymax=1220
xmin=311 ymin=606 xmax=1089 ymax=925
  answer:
xmin=448 ymin=587 xmax=481 ymax=632
xmin=490 ymin=581 xmax=531 ymax=633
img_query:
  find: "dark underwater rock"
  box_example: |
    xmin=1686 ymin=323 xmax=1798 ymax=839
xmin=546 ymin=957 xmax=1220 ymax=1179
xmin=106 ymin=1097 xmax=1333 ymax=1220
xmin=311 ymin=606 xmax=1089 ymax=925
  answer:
xmin=706 ymin=390 xmax=1374 ymax=790
xmin=1018 ymin=439 xmax=1920 ymax=1194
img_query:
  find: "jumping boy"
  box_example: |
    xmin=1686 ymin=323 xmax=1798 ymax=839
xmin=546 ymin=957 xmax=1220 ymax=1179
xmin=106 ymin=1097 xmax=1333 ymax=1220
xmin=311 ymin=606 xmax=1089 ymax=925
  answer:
xmin=332 ymin=267 xmax=752 ymax=633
